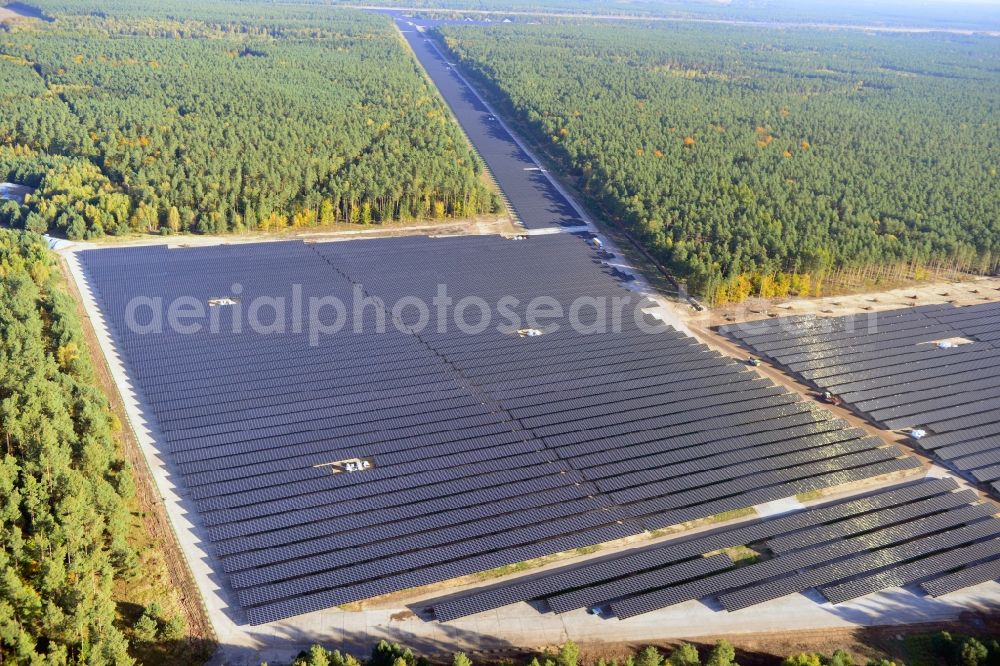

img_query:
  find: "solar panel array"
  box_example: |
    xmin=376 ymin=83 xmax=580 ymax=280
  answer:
xmin=396 ymin=19 xmax=587 ymax=229
xmin=432 ymin=477 xmax=1000 ymax=621
xmin=721 ymin=302 xmax=1000 ymax=496
xmin=78 ymin=233 xmax=915 ymax=624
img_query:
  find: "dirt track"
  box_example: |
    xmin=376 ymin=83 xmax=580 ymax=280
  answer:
xmin=692 ymin=321 xmax=919 ymax=446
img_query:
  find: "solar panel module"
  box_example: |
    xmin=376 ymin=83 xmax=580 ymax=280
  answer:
xmin=431 ymin=477 xmax=1000 ymax=622
xmin=79 ymin=234 xmax=919 ymax=624
xmin=722 ymin=304 xmax=1000 ymax=500
xmin=396 ymin=23 xmax=586 ymax=230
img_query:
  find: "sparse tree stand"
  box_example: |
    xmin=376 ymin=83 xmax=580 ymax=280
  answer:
xmin=167 ymin=206 xmax=181 ymax=234
xmin=287 ymin=632 xmax=1000 ymax=666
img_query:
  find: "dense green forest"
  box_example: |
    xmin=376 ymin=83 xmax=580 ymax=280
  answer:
xmin=438 ymin=23 xmax=1000 ymax=301
xmin=0 ymin=228 xmax=205 ymax=665
xmin=0 ymin=2 xmax=499 ymax=239
xmin=0 ymin=230 xmax=132 ymax=662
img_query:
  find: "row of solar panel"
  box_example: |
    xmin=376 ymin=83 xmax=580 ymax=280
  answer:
xmin=172 ymin=366 xmax=784 ymax=490
xmin=78 ymin=26 xmax=960 ymax=622
xmin=431 ymin=478 xmax=1000 ymax=622
xmin=395 ymin=26 xmax=587 ymax=230
xmin=434 ymin=477 xmax=963 ymax=619
xmin=197 ymin=440 xmax=908 ymax=592
xmin=79 ymin=233 xmax=920 ymax=624
xmin=80 ymin=237 xmax=664 ymax=616
xmin=176 ymin=374 xmax=772 ymax=488
xmin=84 ymin=233 xmax=900 ymax=498
xmin=724 ymin=302 xmax=1000 ymax=497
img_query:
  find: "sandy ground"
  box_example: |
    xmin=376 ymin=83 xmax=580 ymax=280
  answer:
xmin=244 ymin=563 xmax=1000 ymax=665
xmin=694 ymin=275 xmax=1000 ymax=330
xmin=61 ymin=215 xmax=517 ymax=251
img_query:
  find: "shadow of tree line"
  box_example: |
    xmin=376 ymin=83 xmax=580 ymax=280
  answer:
xmin=193 ymin=610 xmax=1000 ymax=666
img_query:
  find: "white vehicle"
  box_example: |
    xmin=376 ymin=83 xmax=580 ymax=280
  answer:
xmin=314 ymin=457 xmax=375 ymax=475
xmin=345 ymin=460 xmax=372 ymax=473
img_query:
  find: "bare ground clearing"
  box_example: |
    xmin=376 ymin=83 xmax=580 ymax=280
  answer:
xmin=692 ymin=276 xmax=1000 ymax=330
xmin=67 ymin=214 xmax=516 ymax=250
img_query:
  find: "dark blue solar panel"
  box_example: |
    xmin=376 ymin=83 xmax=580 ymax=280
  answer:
xmin=74 ymin=41 xmax=927 ymax=625
xmin=725 ymin=303 xmax=1000 ymax=498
